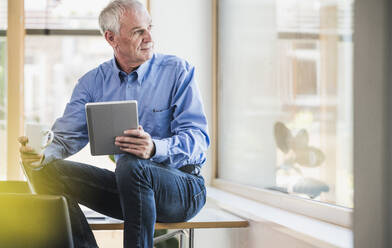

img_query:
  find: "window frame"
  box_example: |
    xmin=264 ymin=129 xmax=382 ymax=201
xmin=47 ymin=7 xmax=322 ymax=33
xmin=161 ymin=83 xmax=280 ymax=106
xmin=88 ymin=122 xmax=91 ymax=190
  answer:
xmin=2 ymin=0 xmax=150 ymax=180
xmin=210 ymin=0 xmax=353 ymax=228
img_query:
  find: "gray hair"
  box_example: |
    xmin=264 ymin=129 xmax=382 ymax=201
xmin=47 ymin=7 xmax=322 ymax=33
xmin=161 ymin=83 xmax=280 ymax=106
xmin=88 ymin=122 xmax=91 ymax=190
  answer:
xmin=98 ymin=0 xmax=144 ymax=35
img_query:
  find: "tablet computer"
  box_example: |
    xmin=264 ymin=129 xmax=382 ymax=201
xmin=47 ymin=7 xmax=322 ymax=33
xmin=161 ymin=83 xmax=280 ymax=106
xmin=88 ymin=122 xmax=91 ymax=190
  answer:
xmin=85 ymin=100 xmax=139 ymax=155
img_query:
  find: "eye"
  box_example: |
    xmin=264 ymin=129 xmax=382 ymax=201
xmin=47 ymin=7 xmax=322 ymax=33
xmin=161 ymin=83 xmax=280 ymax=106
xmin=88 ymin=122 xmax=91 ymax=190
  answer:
xmin=135 ymin=30 xmax=144 ymax=35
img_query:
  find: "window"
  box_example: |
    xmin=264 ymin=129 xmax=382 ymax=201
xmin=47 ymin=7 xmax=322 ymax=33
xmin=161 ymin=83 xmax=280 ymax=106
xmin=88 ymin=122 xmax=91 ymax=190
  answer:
xmin=2 ymin=0 xmax=149 ymax=178
xmin=24 ymin=0 xmax=109 ymax=30
xmin=24 ymin=35 xmax=114 ymax=169
xmin=0 ymin=0 xmax=6 ymax=30
xmin=216 ymin=0 xmax=353 ymax=212
xmin=0 ymin=0 xmax=7 ymax=180
xmin=23 ymin=0 xmax=116 ymax=170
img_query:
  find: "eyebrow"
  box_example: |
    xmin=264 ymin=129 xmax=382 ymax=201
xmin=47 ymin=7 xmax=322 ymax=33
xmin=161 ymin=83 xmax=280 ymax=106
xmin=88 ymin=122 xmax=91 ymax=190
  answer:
xmin=130 ymin=20 xmax=153 ymax=32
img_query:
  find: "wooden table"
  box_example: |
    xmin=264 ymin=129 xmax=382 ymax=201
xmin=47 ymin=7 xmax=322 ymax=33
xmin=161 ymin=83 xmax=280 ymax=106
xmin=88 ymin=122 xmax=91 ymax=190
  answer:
xmin=89 ymin=208 xmax=249 ymax=248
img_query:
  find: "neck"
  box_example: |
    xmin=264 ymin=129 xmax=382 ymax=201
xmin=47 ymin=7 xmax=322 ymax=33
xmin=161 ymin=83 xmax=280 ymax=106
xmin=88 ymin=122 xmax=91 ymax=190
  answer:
xmin=115 ymin=55 xmax=141 ymax=74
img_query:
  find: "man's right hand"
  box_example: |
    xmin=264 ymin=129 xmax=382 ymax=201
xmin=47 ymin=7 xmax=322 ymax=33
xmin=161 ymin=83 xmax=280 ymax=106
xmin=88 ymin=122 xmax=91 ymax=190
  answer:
xmin=18 ymin=136 xmax=44 ymax=168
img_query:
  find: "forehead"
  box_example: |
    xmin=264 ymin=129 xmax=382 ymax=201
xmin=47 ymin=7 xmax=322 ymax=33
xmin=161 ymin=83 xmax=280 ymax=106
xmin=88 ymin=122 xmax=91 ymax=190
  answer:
xmin=120 ymin=7 xmax=151 ymax=30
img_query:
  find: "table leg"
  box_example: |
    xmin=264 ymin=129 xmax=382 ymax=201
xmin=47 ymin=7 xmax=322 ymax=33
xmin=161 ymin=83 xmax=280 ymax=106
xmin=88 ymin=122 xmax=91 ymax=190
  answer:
xmin=189 ymin=228 xmax=194 ymax=248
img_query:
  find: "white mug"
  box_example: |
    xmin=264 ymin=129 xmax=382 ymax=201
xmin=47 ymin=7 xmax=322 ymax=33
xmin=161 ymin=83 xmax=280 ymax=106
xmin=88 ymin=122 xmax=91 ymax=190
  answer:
xmin=25 ymin=123 xmax=54 ymax=156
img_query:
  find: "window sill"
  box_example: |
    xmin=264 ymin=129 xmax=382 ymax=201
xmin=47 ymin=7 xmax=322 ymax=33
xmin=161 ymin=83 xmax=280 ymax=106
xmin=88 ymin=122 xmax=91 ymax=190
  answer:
xmin=206 ymin=186 xmax=353 ymax=248
xmin=212 ymin=178 xmax=352 ymax=227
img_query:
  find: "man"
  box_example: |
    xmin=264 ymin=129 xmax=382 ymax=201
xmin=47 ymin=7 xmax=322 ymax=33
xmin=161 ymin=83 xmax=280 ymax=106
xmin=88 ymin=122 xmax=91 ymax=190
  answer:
xmin=18 ymin=0 xmax=209 ymax=247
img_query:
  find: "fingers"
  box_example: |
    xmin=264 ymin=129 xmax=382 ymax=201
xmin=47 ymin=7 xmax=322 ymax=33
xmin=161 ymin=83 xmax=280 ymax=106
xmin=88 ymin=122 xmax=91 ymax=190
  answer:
xmin=119 ymin=147 xmax=150 ymax=159
xmin=119 ymin=144 xmax=141 ymax=152
xmin=19 ymin=145 xmax=37 ymax=154
xmin=22 ymin=158 xmax=42 ymax=164
xmin=21 ymin=153 xmax=42 ymax=160
xmin=17 ymin=136 xmax=29 ymax=146
xmin=115 ymin=136 xmax=146 ymax=145
xmin=116 ymin=127 xmax=150 ymax=145
xmin=123 ymin=127 xmax=146 ymax=138
xmin=20 ymin=149 xmax=43 ymax=167
xmin=116 ymin=127 xmax=154 ymax=159
xmin=18 ymin=137 xmax=43 ymax=167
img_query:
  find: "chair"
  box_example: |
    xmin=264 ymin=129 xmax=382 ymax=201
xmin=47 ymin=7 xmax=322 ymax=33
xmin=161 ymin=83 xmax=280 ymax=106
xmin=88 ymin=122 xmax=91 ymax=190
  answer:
xmin=0 ymin=180 xmax=31 ymax=193
xmin=0 ymin=181 xmax=74 ymax=248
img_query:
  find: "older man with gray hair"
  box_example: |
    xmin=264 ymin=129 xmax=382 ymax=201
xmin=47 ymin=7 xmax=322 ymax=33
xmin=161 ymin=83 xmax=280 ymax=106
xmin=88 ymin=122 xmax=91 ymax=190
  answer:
xmin=18 ymin=0 xmax=209 ymax=247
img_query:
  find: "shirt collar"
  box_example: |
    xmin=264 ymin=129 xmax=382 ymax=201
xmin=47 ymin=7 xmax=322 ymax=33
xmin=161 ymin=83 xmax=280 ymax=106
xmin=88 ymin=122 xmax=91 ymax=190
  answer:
xmin=134 ymin=57 xmax=151 ymax=85
xmin=112 ymin=55 xmax=152 ymax=85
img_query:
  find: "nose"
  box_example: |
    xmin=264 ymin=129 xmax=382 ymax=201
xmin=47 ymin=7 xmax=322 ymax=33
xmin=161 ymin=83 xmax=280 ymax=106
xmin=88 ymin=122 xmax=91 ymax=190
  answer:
xmin=143 ymin=29 xmax=152 ymax=43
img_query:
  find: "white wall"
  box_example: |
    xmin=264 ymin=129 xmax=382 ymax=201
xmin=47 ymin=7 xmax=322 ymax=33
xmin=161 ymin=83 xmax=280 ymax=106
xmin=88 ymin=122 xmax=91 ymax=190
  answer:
xmin=150 ymin=0 xmax=213 ymax=183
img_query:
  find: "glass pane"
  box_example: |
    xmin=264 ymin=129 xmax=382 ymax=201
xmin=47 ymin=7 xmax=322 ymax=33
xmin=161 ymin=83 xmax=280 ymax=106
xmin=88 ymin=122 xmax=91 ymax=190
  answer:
xmin=24 ymin=0 xmax=148 ymax=30
xmin=218 ymin=0 xmax=354 ymax=208
xmin=25 ymin=0 xmax=110 ymax=29
xmin=0 ymin=0 xmax=6 ymax=30
xmin=24 ymin=35 xmax=114 ymax=170
xmin=0 ymin=37 xmax=6 ymax=180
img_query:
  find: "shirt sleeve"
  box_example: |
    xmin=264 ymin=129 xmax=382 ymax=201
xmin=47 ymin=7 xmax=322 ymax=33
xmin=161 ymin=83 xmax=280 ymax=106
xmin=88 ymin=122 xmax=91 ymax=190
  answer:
xmin=41 ymin=79 xmax=92 ymax=166
xmin=150 ymin=63 xmax=210 ymax=168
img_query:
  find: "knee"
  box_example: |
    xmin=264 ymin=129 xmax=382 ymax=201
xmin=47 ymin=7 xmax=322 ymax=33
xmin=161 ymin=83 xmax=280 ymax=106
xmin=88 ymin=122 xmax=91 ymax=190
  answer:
xmin=115 ymin=155 xmax=145 ymax=180
xmin=115 ymin=156 xmax=156 ymax=190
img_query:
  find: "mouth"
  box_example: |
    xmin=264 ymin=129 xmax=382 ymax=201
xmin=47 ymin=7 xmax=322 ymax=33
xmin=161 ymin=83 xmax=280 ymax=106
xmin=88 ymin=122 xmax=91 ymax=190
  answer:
xmin=140 ymin=43 xmax=153 ymax=51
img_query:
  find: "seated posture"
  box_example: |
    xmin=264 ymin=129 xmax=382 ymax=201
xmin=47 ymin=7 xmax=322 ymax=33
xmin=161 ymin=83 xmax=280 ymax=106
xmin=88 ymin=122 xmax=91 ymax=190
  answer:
xmin=18 ymin=0 xmax=209 ymax=247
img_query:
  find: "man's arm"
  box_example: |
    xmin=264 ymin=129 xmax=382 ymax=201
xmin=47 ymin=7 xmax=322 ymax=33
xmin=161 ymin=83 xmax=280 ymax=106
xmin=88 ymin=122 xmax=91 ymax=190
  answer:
xmin=41 ymin=79 xmax=92 ymax=166
xmin=150 ymin=63 xmax=210 ymax=167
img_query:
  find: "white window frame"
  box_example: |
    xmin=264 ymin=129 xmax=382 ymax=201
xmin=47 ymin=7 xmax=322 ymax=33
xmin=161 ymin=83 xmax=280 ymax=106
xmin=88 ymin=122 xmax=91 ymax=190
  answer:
xmin=210 ymin=0 xmax=353 ymax=228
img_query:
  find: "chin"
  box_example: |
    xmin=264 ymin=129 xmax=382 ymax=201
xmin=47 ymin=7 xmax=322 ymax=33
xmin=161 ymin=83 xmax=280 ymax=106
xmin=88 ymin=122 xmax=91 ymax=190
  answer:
xmin=142 ymin=50 xmax=153 ymax=60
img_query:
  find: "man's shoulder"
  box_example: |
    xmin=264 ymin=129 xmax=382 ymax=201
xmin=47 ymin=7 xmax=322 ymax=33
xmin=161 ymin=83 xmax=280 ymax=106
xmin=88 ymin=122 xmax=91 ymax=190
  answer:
xmin=79 ymin=59 xmax=114 ymax=83
xmin=153 ymin=53 xmax=192 ymax=71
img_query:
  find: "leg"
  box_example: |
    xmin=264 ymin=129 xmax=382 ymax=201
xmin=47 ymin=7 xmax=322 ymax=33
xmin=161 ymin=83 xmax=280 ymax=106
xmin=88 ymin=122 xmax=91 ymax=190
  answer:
xmin=115 ymin=155 xmax=206 ymax=248
xmin=23 ymin=160 xmax=123 ymax=248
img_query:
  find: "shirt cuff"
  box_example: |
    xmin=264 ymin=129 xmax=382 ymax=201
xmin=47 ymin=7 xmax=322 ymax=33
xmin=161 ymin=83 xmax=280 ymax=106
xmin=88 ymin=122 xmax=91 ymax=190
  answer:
xmin=31 ymin=147 xmax=59 ymax=171
xmin=151 ymin=138 xmax=169 ymax=163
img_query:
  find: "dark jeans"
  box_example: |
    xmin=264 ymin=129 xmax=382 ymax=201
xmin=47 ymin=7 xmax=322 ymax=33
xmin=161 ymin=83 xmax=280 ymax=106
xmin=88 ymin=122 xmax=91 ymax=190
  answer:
xmin=23 ymin=155 xmax=206 ymax=248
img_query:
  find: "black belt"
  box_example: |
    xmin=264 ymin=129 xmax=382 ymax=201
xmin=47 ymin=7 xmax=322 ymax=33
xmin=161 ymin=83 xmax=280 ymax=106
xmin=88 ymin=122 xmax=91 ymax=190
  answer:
xmin=179 ymin=164 xmax=201 ymax=175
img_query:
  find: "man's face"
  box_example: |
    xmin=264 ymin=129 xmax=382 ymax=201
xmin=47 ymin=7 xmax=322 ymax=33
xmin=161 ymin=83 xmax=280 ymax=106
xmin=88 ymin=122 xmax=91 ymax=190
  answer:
xmin=113 ymin=7 xmax=153 ymax=66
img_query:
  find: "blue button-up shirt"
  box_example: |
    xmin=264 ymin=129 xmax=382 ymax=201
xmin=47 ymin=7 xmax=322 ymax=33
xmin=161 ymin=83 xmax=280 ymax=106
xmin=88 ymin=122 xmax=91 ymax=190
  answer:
xmin=43 ymin=53 xmax=210 ymax=169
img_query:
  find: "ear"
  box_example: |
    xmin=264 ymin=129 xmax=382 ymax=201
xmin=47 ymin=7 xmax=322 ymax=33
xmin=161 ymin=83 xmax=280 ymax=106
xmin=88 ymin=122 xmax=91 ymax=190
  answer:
xmin=104 ymin=30 xmax=117 ymax=48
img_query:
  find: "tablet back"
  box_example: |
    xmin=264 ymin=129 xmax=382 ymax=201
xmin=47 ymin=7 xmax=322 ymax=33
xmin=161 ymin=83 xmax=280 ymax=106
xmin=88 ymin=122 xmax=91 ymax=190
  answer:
xmin=85 ymin=100 xmax=138 ymax=155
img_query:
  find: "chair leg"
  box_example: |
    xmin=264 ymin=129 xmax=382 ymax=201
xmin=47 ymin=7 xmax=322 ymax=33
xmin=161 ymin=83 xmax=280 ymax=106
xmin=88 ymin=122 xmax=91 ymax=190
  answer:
xmin=179 ymin=232 xmax=185 ymax=248
xmin=153 ymin=229 xmax=185 ymax=246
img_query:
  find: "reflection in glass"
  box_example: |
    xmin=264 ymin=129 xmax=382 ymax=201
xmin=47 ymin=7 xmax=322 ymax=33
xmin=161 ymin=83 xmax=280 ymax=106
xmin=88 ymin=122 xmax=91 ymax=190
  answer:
xmin=218 ymin=0 xmax=353 ymax=208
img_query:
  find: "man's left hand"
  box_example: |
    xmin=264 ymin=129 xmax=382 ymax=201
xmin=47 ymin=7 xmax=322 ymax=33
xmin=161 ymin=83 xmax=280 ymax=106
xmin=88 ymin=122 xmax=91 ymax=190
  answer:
xmin=115 ymin=125 xmax=156 ymax=159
